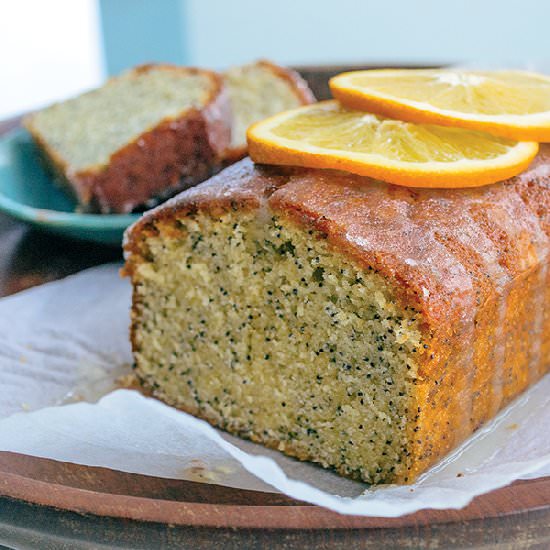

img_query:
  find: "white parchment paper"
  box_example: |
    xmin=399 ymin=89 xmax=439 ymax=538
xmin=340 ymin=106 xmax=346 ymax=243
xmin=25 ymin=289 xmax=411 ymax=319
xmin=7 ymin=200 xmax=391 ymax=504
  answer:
xmin=0 ymin=264 xmax=548 ymax=516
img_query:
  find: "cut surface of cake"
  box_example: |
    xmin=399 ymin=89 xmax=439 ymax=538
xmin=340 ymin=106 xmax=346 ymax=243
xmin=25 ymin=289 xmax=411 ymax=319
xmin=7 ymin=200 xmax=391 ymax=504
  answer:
xmin=25 ymin=64 xmax=231 ymax=213
xmin=223 ymin=60 xmax=315 ymax=161
xmin=123 ymin=153 xmax=549 ymax=484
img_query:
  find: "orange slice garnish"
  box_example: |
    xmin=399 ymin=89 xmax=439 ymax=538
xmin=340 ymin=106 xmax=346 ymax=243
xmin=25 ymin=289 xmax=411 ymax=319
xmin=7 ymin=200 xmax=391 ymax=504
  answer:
xmin=330 ymin=69 xmax=550 ymax=141
xmin=247 ymin=100 xmax=538 ymax=188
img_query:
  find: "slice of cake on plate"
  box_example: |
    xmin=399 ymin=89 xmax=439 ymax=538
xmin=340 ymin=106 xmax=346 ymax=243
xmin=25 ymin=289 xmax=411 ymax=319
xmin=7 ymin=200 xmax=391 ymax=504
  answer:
xmin=25 ymin=65 xmax=231 ymax=214
xmin=25 ymin=61 xmax=314 ymax=214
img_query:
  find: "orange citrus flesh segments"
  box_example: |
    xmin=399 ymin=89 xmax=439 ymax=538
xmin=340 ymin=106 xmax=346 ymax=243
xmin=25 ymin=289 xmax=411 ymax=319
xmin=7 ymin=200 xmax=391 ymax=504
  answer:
xmin=330 ymin=69 xmax=550 ymax=142
xmin=246 ymin=100 xmax=538 ymax=189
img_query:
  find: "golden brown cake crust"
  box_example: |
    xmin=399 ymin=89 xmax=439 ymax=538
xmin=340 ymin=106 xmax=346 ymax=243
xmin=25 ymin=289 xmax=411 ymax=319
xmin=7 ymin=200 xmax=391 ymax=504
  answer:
xmin=255 ymin=60 xmax=317 ymax=105
xmin=124 ymin=153 xmax=550 ymax=482
xmin=25 ymin=64 xmax=232 ymax=214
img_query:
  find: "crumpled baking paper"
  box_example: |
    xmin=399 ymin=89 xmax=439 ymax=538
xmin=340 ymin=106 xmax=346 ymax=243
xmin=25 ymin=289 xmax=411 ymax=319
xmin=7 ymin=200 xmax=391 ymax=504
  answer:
xmin=0 ymin=264 xmax=548 ymax=516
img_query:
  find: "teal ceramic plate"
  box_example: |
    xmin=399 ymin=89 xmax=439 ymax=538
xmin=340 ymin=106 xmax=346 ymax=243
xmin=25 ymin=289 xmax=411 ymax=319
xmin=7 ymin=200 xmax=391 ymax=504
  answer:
xmin=0 ymin=128 xmax=140 ymax=245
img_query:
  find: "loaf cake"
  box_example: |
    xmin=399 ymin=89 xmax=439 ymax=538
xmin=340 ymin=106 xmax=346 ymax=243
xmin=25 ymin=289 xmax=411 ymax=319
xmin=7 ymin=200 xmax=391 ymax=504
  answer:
xmin=123 ymin=153 xmax=549 ymax=484
xmin=25 ymin=64 xmax=231 ymax=214
xmin=223 ymin=60 xmax=315 ymax=161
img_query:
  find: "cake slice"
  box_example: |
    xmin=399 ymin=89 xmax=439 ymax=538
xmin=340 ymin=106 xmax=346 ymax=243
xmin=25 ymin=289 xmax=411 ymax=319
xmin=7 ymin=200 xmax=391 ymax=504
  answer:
xmin=24 ymin=64 xmax=231 ymax=214
xmin=222 ymin=60 xmax=315 ymax=161
xmin=25 ymin=61 xmax=314 ymax=214
xmin=123 ymin=155 xmax=549 ymax=484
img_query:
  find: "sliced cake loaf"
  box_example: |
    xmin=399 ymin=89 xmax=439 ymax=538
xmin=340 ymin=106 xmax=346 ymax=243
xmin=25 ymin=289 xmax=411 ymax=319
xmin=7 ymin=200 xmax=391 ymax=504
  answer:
xmin=25 ymin=64 xmax=231 ymax=214
xmin=123 ymin=154 xmax=549 ymax=484
xmin=25 ymin=61 xmax=314 ymax=214
xmin=222 ymin=60 xmax=315 ymax=161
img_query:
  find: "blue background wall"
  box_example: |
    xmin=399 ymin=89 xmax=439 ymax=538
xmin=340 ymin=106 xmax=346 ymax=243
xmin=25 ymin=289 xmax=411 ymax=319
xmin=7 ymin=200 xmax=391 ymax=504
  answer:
xmin=2 ymin=0 xmax=550 ymax=117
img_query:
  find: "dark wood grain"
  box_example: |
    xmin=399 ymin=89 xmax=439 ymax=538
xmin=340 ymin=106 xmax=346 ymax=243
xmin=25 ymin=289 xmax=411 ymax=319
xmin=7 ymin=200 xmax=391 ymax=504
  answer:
xmin=0 ymin=221 xmax=121 ymax=297
xmin=0 ymin=67 xmax=548 ymax=548
xmin=0 ymin=452 xmax=549 ymax=549
xmin=1 ymin=494 xmax=547 ymax=550
xmin=0 ymin=451 xmax=549 ymax=530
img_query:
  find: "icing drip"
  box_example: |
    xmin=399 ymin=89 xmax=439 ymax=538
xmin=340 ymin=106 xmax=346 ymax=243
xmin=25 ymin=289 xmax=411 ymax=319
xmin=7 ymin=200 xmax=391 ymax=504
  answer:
xmin=530 ymin=261 xmax=549 ymax=384
xmin=490 ymin=290 xmax=509 ymax=416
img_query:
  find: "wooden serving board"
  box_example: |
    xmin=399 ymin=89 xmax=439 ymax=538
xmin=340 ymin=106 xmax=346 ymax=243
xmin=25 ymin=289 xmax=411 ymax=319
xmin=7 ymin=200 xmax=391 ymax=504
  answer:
xmin=0 ymin=451 xmax=548 ymax=531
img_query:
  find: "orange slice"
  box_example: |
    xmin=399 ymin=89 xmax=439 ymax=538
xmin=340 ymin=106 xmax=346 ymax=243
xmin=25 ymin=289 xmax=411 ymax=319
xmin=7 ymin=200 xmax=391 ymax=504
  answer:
xmin=246 ymin=100 xmax=538 ymax=188
xmin=330 ymin=69 xmax=550 ymax=142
